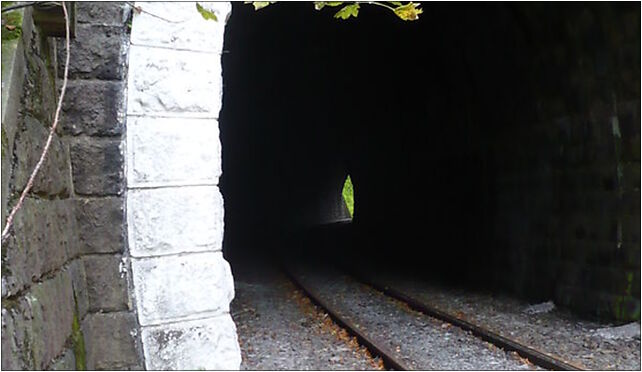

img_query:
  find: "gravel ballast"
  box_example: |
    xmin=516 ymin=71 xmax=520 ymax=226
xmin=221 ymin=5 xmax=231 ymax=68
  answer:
xmin=366 ymin=273 xmax=641 ymax=370
xmin=292 ymin=267 xmax=539 ymax=370
xmin=231 ymin=267 xmax=384 ymax=370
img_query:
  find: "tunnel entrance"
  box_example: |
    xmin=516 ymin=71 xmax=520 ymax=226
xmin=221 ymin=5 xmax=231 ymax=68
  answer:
xmin=219 ymin=2 xmax=640 ymax=323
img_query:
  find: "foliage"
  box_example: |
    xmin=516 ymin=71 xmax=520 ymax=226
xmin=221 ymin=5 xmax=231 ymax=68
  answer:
xmin=1 ymin=3 xmax=23 ymax=42
xmin=245 ymin=1 xmax=423 ymax=21
xmin=196 ymin=1 xmax=423 ymax=22
xmin=196 ymin=3 xmax=218 ymax=21
xmin=392 ymin=2 xmax=423 ymax=21
xmin=250 ymin=2 xmax=276 ymax=10
xmin=333 ymin=3 xmax=360 ymax=20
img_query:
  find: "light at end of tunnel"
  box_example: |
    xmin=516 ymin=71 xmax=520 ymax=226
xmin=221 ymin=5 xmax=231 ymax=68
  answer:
xmin=342 ymin=175 xmax=354 ymax=218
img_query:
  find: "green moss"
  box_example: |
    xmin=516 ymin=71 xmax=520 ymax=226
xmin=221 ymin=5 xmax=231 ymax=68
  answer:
xmin=625 ymin=271 xmax=633 ymax=296
xmin=611 ymin=294 xmax=641 ymax=322
xmin=71 ymin=313 xmax=86 ymax=370
xmin=610 ymin=272 xmax=638 ymax=321
xmin=1 ymin=10 xmax=23 ymax=42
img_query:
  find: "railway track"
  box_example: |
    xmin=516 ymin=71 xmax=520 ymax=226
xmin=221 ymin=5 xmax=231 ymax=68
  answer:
xmin=285 ymin=269 xmax=412 ymax=371
xmin=286 ymin=268 xmax=585 ymax=371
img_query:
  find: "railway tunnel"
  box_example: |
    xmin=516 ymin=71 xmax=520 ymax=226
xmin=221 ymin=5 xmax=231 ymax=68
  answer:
xmin=220 ymin=2 xmax=640 ymax=320
xmin=0 ymin=2 xmax=639 ymax=369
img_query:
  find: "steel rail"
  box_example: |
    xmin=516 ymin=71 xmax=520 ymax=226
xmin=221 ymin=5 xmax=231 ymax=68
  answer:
xmin=356 ymin=275 xmax=585 ymax=371
xmin=284 ymin=269 xmax=412 ymax=371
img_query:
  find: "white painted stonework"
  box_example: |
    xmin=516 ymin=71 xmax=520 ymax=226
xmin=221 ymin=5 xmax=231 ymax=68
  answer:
xmin=127 ymin=117 xmax=221 ymax=187
xmin=127 ymin=45 xmax=223 ymax=118
xmin=141 ymin=316 xmax=241 ymax=370
xmin=128 ymin=186 xmax=224 ymax=257
xmin=125 ymin=2 xmax=240 ymax=370
xmin=131 ymin=252 xmax=234 ymax=326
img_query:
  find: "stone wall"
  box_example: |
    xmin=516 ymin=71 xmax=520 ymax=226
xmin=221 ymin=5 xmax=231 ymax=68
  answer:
xmin=481 ymin=4 xmax=640 ymax=321
xmin=2 ymin=3 xmax=144 ymax=369
xmin=59 ymin=3 xmax=145 ymax=369
xmin=2 ymin=5 xmax=86 ymax=369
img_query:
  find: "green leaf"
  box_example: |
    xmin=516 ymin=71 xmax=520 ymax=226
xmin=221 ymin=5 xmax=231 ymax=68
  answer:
xmin=250 ymin=1 xmax=273 ymax=10
xmin=393 ymin=2 xmax=423 ymax=21
xmin=196 ymin=3 xmax=218 ymax=21
xmin=389 ymin=1 xmax=403 ymax=6
xmin=315 ymin=2 xmax=344 ymax=10
xmin=334 ymin=3 xmax=359 ymax=19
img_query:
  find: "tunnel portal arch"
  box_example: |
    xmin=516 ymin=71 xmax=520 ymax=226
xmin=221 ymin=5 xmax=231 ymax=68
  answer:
xmin=125 ymin=2 xmax=239 ymax=370
xmin=122 ymin=1 xmax=640 ymax=369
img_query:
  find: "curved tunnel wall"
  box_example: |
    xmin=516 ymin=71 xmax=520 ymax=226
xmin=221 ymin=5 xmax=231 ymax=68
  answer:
xmin=220 ymin=3 xmax=640 ymax=321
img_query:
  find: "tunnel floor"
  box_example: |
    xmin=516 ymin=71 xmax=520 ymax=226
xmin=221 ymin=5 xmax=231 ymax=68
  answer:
xmin=229 ymin=250 xmax=640 ymax=370
xmin=230 ymin=264 xmax=383 ymax=370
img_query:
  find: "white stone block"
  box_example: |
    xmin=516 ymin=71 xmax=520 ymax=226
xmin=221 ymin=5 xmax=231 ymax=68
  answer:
xmin=141 ymin=314 xmax=241 ymax=370
xmin=127 ymin=186 xmax=224 ymax=257
xmin=127 ymin=116 xmax=221 ymax=187
xmin=131 ymin=2 xmax=230 ymax=54
xmin=127 ymin=45 xmax=222 ymax=118
xmin=131 ymin=251 xmax=234 ymax=325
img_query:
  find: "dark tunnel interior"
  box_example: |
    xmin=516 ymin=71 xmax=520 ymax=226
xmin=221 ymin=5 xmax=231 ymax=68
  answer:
xmin=219 ymin=2 xmax=640 ymax=321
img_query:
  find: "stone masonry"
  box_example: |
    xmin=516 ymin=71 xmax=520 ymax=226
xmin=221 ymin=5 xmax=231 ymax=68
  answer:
xmin=2 ymin=2 xmax=240 ymax=369
xmin=2 ymin=5 xmax=85 ymax=370
xmin=126 ymin=2 xmax=241 ymax=369
xmin=59 ymin=3 xmax=145 ymax=369
xmin=483 ymin=5 xmax=640 ymax=321
xmin=2 ymin=3 xmax=145 ymax=369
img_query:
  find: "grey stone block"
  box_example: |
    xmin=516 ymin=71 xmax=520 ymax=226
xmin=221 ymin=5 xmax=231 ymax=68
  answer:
xmin=28 ymin=270 xmax=75 ymax=369
xmin=57 ymin=24 xmax=128 ymax=80
xmin=75 ymin=197 xmax=125 ymax=254
xmin=68 ymin=258 xmax=89 ymax=320
xmin=1 ymin=307 xmax=26 ymax=370
xmin=84 ymin=254 xmax=129 ymax=312
xmin=70 ymin=138 xmax=124 ymax=196
xmin=1 ymin=18 xmax=25 ymax=229
xmin=22 ymin=26 xmax=58 ymax=123
xmin=12 ymin=116 xmax=71 ymax=197
xmin=49 ymin=348 xmax=77 ymax=370
xmin=77 ymin=2 xmax=131 ymax=26
xmin=2 ymin=199 xmax=75 ymax=296
xmin=3 ymin=270 xmax=76 ymax=369
xmin=83 ymin=312 xmax=142 ymax=370
xmin=61 ymin=80 xmax=125 ymax=136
